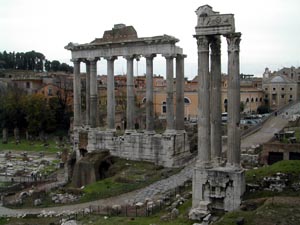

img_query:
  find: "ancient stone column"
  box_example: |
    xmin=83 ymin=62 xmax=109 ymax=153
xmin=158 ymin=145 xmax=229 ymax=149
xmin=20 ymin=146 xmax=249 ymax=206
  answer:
xmin=226 ymin=33 xmax=242 ymax=167
xmin=85 ymin=61 xmax=91 ymax=126
xmin=165 ymin=54 xmax=175 ymax=132
xmin=176 ymin=54 xmax=186 ymax=131
xmin=125 ymin=56 xmax=135 ymax=131
xmin=145 ymin=54 xmax=156 ymax=132
xmin=210 ymin=36 xmax=222 ymax=163
xmin=196 ymin=36 xmax=211 ymax=167
xmin=72 ymin=58 xmax=81 ymax=127
xmin=106 ymin=56 xmax=117 ymax=130
xmin=89 ymin=58 xmax=98 ymax=128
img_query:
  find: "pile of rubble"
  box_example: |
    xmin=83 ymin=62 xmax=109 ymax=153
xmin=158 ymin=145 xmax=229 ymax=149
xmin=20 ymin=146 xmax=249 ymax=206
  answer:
xmin=50 ymin=192 xmax=81 ymax=204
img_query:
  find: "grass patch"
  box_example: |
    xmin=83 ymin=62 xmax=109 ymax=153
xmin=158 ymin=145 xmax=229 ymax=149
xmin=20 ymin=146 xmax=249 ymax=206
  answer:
xmin=214 ymin=198 xmax=300 ymax=225
xmin=246 ymin=160 xmax=300 ymax=184
xmin=81 ymin=158 xmax=181 ymax=202
xmin=0 ymin=138 xmax=67 ymax=153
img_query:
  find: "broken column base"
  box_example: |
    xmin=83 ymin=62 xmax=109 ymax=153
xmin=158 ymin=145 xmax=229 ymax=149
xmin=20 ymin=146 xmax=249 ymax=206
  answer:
xmin=191 ymin=166 xmax=245 ymax=214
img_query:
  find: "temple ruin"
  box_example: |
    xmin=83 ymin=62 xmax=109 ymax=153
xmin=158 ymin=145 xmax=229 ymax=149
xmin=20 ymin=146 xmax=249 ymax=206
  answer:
xmin=190 ymin=5 xmax=245 ymax=215
xmin=65 ymin=24 xmax=191 ymax=172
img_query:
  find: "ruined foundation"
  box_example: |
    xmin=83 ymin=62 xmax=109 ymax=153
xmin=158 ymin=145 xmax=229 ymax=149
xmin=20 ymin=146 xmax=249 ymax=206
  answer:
xmin=193 ymin=167 xmax=245 ymax=211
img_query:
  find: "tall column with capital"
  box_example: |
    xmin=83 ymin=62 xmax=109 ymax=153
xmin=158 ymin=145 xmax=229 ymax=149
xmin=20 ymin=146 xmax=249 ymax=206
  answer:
xmin=106 ymin=56 xmax=117 ymax=130
xmin=125 ymin=56 xmax=135 ymax=131
xmin=89 ymin=58 xmax=98 ymax=128
xmin=85 ymin=61 xmax=91 ymax=126
xmin=176 ymin=54 xmax=186 ymax=131
xmin=165 ymin=55 xmax=175 ymax=132
xmin=145 ymin=54 xmax=156 ymax=132
xmin=210 ymin=36 xmax=222 ymax=162
xmin=72 ymin=59 xmax=81 ymax=127
xmin=196 ymin=35 xmax=211 ymax=166
xmin=226 ymin=33 xmax=242 ymax=167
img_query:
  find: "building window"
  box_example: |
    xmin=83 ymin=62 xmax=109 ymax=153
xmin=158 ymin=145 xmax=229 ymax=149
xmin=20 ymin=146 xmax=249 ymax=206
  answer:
xmin=265 ymin=95 xmax=268 ymax=98
xmin=162 ymin=101 xmax=166 ymax=113
xmin=48 ymin=88 xmax=52 ymax=96
xmin=26 ymin=82 xmax=30 ymax=89
xmin=260 ymin=97 xmax=262 ymax=102
xmin=281 ymin=94 xmax=284 ymax=98
xmin=273 ymin=87 xmax=276 ymax=91
xmin=184 ymin=97 xmax=191 ymax=104
xmin=255 ymin=98 xmax=258 ymax=102
xmin=251 ymin=98 xmax=254 ymax=102
xmin=142 ymin=97 xmax=146 ymax=104
xmin=290 ymin=95 xmax=293 ymax=99
xmin=265 ymin=87 xmax=268 ymax=91
xmin=281 ymin=87 xmax=284 ymax=91
xmin=246 ymin=98 xmax=249 ymax=103
xmin=290 ymin=87 xmax=293 ymax=91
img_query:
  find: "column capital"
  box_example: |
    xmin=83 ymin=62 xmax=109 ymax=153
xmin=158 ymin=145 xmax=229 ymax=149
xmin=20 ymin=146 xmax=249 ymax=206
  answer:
xmin=195 ymin=35 xmax=210 ymax=53
xmin=87 ymin=57 xmax=99 ymax=64
xmin=144 ymin=54 xmax=157 ymax=59
xmin=104 ymin=56 xmax=118 ymax=61
xmin=124 ymin=55 xmax=136 ymax=60
xmin=163 ymin=53 xmax=177 ymax=59
xmin=226 ymin=32 xmax=242 ymax=53
xmin=210 ymin=36 xmax=221 ymax=55
xmin=176 ymin=54 xmax=187 ymax=59
xmin=70 ymin=58 xmax=81 ymax=64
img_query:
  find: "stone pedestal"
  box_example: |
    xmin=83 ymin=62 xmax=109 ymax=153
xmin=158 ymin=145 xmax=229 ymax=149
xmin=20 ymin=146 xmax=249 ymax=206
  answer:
xmin=192 ymin=166 xmax=245 ymax=212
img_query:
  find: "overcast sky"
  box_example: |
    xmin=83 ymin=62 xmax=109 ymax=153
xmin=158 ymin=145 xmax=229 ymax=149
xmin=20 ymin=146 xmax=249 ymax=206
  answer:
xmin=1 ymin=0 xmax=299 ymax=79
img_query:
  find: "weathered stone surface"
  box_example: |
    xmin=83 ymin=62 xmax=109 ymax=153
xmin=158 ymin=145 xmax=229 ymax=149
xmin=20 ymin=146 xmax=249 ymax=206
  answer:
xmin=72 ymin=150 xmax=113 ymax=187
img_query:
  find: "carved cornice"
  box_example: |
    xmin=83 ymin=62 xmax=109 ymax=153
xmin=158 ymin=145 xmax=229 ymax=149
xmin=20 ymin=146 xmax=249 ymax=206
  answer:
xmin=226 ymin=32 xmax=241 ymax=53
xmin=70 ymin=58 xmax=81 ymax=64
xmin=87 ymin=57 xmax=99 ymax=64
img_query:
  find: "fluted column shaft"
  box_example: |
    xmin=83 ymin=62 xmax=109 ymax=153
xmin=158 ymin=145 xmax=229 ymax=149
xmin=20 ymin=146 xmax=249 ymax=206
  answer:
xmin=106 ymin=57 xmax=117 ymax=130
xmin=176 ymin=54 xmax=186 ymax=131
xmin=165 ymin=55 xmax=175 ymax=131
xmin=125 ymin=56 xmax=135 ymax=131
xmin=72 ymin=59 xmax=81 ymax=127
xmin=85 ymin=61 xmax=90 ymax=126
xmin=145 ymin=54 xmax=156 ymax=132
xmin=196 ymin=36 xmax=211 ymax=166
xmin=226 ymin=33 xmax=242 ymax=167
xmin=210 ymin=36 xmax=222 ymax=162
xmin=89 ymin=58 xmax=98 ymax=128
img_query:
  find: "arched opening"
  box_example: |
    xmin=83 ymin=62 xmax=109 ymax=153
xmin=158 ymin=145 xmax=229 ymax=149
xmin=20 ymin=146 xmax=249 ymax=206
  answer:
xmin=79 ymin=148 xmax=88 ymax=157
xmin=224 ymin=99 xmax=228 ymax=112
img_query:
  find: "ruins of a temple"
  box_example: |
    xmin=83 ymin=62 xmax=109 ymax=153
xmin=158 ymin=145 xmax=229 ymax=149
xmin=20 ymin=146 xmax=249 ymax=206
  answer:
xmin=190 ymin=5 xmax=245 ymax=216
xmin=65 ymin=24 xmax=191 ymax=173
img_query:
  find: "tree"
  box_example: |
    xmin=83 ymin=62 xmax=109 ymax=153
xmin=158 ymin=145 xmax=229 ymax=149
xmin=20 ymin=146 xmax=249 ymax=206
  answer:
xmin=51 ymin=60 xmax=60 ymax=72
xmin=44 ymin=60 xmax=51 ymax=72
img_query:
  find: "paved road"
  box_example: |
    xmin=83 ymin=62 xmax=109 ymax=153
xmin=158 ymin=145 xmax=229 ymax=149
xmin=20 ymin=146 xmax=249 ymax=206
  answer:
xmin=1 ymin=102 xmax=299 ymax=217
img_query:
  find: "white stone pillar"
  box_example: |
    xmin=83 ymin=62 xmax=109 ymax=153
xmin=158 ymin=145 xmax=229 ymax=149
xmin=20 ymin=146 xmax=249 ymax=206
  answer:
xmin=106 ymin=56 xmax=117 ymax=130
xmin=89 ymin=58 xmax=98 ymax=128
xmin=165 ymin=54 xmax=175 ymax=132
xmin=125 ymin=55 xmax=135 ymax=131
xmin=145 ymin=54 xmax=156 ymax=132
xmin=176 ymin=54 xmax=186 ymax=131
xmin=72 ymin=58 xmax=81 ymax=127
xmin=85 ymin=61 xmax=90 ymax=127
xmin=226 ymin=33 xmax=242 ymax=167
xmin=210 ymin=36 xmax=222 ymax=163
xmin=196 ymin=35 xmax=211 ymax=167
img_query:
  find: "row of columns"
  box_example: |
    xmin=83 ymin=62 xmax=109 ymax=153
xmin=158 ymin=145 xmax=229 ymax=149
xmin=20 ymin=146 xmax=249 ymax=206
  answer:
xmin=196 ymin=32 xmax=241 ymax=168
xmin=72 ymin=54 xmax=186 ymax=133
